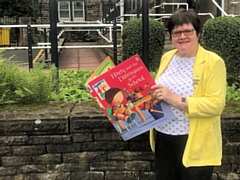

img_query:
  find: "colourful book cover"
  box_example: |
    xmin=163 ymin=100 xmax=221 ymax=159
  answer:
xmin=85 ymin=56 xmax=115 ymax=84
xmin=87 ymin=54 xmax=175 ymax=141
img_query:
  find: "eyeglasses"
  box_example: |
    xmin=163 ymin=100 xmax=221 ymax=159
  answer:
xmin=171 ymin=29 xmax=195 ymax=38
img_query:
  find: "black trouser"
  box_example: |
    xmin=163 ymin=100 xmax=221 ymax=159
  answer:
xmin=155 ymin=131 xmax=214 ymax=180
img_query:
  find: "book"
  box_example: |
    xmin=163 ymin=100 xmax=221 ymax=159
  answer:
xmin=86 ymin=54 xmax=175 ymax=141
xmin=85 ymin=56 xmax=115 ymax=84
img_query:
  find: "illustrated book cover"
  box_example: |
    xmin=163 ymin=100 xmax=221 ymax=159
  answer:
xmin=86 ymin=54 xmax=175 ymax=141
xmin=85 ymin=56 xmax=115 ymax=84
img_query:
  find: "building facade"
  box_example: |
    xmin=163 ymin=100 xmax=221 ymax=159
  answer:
xmin=35 ymin=0 xmax=240 ymax=24
xmin=36 ymin=0 xmax=121 ymax=24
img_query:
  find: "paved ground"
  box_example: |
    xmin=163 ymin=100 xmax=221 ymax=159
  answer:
xmin=58 ymin=42 xmax=107 ymax=71
xmin=1 ymin=49 xmax=39 ymax=67
xmin=1 ymin=42 xmax=107 ymax=71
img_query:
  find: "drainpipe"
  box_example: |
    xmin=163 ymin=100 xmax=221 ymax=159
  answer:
xmin=221 ymin=0 xmax=224 ymax=16
xmin=116 ymin=0 xmax=124 ymax=23
xmin=195 ymin=0 xmax=199 ymax=13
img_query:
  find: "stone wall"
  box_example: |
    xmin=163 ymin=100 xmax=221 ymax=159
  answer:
xmin=225 ymin=0 xmax=240 ymax=16
xmin=39 ymin=0 xmax=119 ymax=23
xmin=38 ymin=0 xmax=240 ymax=24
xmin=0 ymin=103 xmax=240 ymax=180
xmin=39 ymin=0 xmax=50 ymax=24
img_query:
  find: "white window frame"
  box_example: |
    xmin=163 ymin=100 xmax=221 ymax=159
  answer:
xmin=130 ymin=0 xmax=143 ymax=11
xmin=72 ymin=1 xmax=85 ymax=21
xmin=58 ymin=1 xmax=71 ymax=22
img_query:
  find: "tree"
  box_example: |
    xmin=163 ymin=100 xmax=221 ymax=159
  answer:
xmin=0 ymin=0 xmax=33 ymax=17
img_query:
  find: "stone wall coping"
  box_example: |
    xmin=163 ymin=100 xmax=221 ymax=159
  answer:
xmin=1 ymin=102 xmax=240 ymax=121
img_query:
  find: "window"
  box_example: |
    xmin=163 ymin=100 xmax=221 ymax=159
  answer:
xmin=58 ymin=0 xmax=85 ymax=22
xmin=130 ymin=0 xmax=142 ymax=11
xmin=59 ymin=1 xmax=70 ymax=20
xmin=73 ymin=1 xmax=85 ymax=21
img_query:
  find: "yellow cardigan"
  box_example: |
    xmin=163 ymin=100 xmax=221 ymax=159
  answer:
xmin=149 ymin=45 xmax=226 ymax=167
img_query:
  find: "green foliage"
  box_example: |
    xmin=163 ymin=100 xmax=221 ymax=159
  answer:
xmin=0 ymin=0 xmax=33 ymax=17
xmin=50 ymin=70 xmax=93 ymax=102
xmin=150 ymin=71 xmax=157 ymax=79
xmin=201 ymin=17 xmax=240 ymax=85
xmin=1 ymin=50 xmax=240 ymax=107
xmin=0 ymin=49 xmax=94 ymax=104
xmin=0 ymin=59 xmax=93 ymax=104
xmin=226 ymin=83 xmax=240 ymax=101
xmin=122 ymin=18 xmax=165 ymax=71
xmin=83 ymin=33 xmax=97 ymax=42
xmin=0 ymin=54 xmax=57 ymax=104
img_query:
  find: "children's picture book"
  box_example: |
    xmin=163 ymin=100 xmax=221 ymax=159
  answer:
xmin=86 ymin=54 xmax=175 ymax=141
xmin=86 ymin=56 xmax=115 ymax=84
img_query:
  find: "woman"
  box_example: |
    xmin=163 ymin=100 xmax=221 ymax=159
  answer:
xmin=150 ymin=9 xmax=226 ymax=180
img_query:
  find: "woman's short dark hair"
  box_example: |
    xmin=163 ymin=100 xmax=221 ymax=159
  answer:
xmin=167 ymin=8 xmax=201 ymax=37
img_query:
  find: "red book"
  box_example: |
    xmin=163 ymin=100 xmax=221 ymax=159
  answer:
xmin=86 ymin=54 xmax=174 ymax=141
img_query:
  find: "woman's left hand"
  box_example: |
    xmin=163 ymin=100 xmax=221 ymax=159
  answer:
xmin=151 ymin=84 xmax=188 ymax=112
xmin=151 ymin=84 xmax=178 ymax=105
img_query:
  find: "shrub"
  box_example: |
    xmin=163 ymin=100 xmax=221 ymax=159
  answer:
xmin=226 ymin=83 xmax=240 ymax=101
xmin=122 ymin=18 xmax=165 ymax=71
xmin=0 ymin=49 xmax=94 ymax=105
xmin=201 ymin=16 xmax=240 ymax=85
xmin=0 ymin=53 xmax=57 ymax=104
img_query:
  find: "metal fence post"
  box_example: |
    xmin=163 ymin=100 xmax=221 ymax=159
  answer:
xmin=27 ymin=25 xmax=33 ymax=70
xmin=137 ymin=0 xmax=140 ymax=18
xmin=44 ymin=28 xmax=48 ymax=60
xmin=113 ymin=3 xmax=118 ymax=65
xmin=49 ymin=0 xmax=59 ymax=91
xmin=195 ymin=0 xmax=199 ymax=13
xmin=142 ymin=0 xmax=149 ymax=69
xmin=49 ymin=0 xmax=58 ymax=69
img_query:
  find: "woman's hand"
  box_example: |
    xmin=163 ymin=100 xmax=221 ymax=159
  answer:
xmin=151 ymin=84 xmax=177 ymax=103
xmin=151 ymin=84 xmax=189 ymax=112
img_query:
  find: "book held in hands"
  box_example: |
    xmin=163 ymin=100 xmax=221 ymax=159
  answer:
xmin=86 ymin=54 xmax=174 ymax=141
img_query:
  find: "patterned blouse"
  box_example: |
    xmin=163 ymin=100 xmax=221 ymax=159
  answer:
xmin=155 ymin=55 xmax=195 ymax=135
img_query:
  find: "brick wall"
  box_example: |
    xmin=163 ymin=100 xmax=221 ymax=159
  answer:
xmin=0 ymin=104 xmax=239 ymax=180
